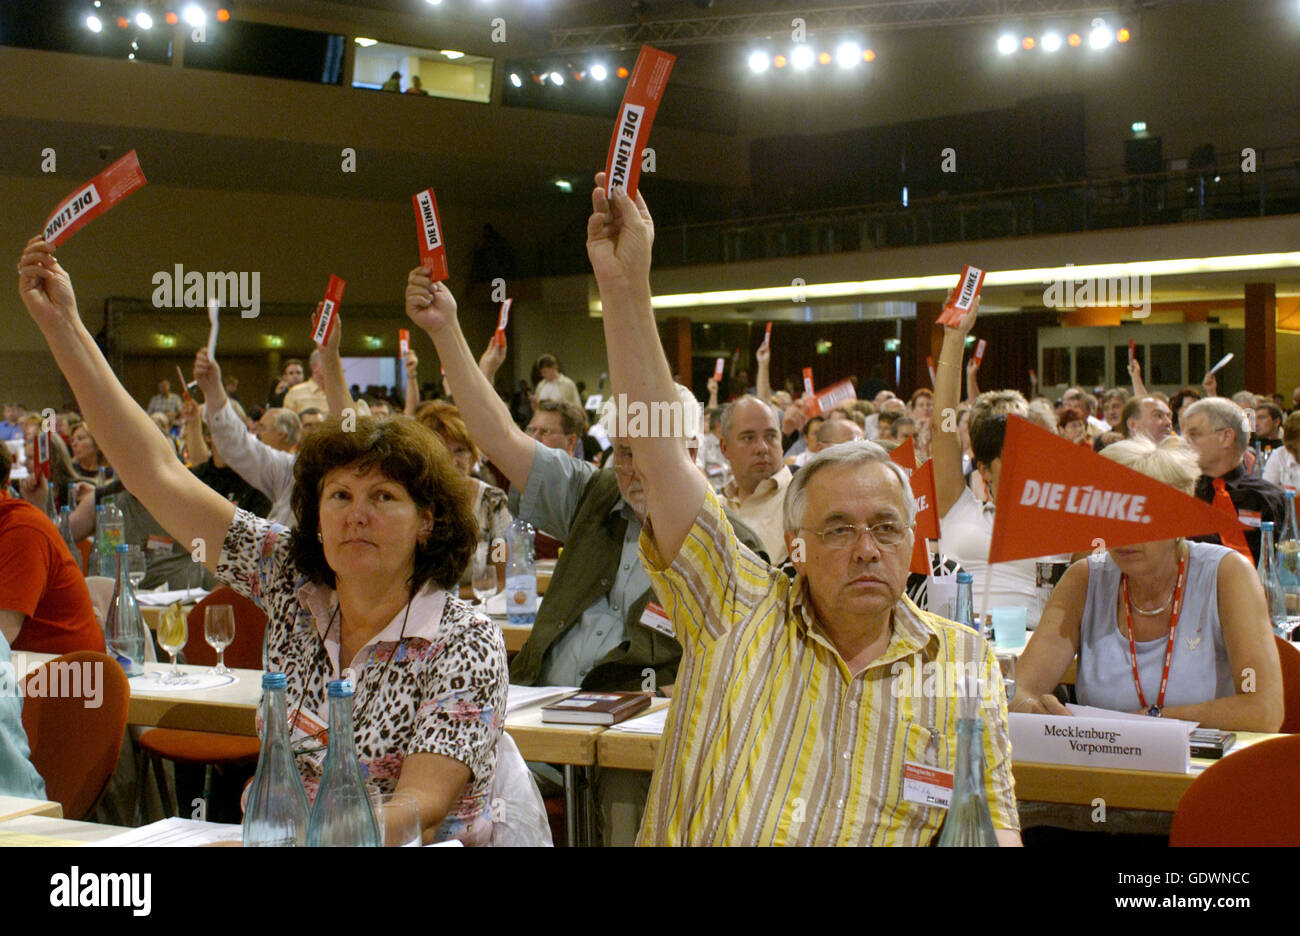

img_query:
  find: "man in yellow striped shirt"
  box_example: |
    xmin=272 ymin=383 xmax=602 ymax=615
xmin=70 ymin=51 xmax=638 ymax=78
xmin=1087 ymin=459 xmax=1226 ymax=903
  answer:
xmin=584 ymin=173 xmax=1021 ymax=846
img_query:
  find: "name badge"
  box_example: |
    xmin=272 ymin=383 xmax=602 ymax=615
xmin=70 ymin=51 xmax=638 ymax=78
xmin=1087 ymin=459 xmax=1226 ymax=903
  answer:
xmin=1237 ymin=509 xmax=1262 ymax=529
xmin=902 ymin=761 xmax=953 ymax=810
xmin=638 ymin=601 xmax=674 ymax=638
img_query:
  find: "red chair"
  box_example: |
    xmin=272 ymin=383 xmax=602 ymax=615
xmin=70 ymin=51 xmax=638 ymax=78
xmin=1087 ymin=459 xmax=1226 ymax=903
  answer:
xmin=1170 ymin=734 xmax=1300 ymax=845
xmin=135 ymin=587 xmax=267 ymax=820
xmin=1274 ymin=636 xmax=1300 ymax=733
xmin=21 ymin=651 xmax=130 ymax=820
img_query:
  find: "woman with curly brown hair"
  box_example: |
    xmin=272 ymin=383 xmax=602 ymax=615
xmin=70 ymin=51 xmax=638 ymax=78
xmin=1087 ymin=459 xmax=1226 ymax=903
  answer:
xmin=17 ymin=236 xmax=507 ymax=846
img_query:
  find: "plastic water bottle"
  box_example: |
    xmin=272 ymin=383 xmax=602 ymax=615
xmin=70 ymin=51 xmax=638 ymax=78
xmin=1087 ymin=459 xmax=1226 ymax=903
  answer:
xmin=1258 ymin=521 xmax=1287 ymax=633
xmin=102 ymin=495 xmax=125 ymax=555
xmin=104 ymin=543 xmax=146 ymax=677
xmin=955 ymin=571 xmax=975 ymax=633
xmin=307 ymin=679 xmax=381 ymax=847
xmin=505 ymin=518 xmax=537 ymax=626
xmin=58 ymin=506 xmax=83 ymax=574
xmin=243 ymin=672 xmax=311 ymax=846
xmin=935 ymin=685 xmax=999 ymax=847
xmin=1276 ymin=490 xmax=1300 ymax=617
xmin=88 ymin=504 xmax=106 ymax=577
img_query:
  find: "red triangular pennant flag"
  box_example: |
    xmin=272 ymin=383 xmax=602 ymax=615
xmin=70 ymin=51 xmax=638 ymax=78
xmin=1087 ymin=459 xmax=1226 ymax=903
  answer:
xmin=888 ymin=438 xmax=940 ymax=574
xmin=989 ymin=415 xmax=1249 ymax=563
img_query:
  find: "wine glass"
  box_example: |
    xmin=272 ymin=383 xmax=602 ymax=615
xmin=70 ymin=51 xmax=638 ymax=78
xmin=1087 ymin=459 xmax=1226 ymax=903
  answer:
xmin=996 ymin=652 xmax=1016 ymax=704
xmin=369 ymin=791 xmax=422 ymax=847
xmin=205 ymin=605 xmax=236 ymax=675
xmin=472 ymin=564 xmax=498 ymax=611
xmin=157 ymin=602 xmax=191 ymax=685
xmin=126 ymin=545 xmax=147 ymax=589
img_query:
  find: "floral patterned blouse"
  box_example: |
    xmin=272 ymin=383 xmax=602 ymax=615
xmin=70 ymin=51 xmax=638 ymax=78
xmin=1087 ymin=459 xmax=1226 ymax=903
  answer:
xmin=217 ymin=509 xmax=507 ymax=846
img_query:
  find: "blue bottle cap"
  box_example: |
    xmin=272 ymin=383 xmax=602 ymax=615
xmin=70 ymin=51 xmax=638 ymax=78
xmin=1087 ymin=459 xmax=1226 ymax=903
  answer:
xmin=116 ymin=543 xmax=129 ymax=553
xmin=1262 ymin=521 xmax=1274 ymax=532
xmin=262 ymin=672 xmax=287 ymax=690
xmin=956 ymin=572 xmax=974 ymax=584
xmin=326 ymin=679 xmax=354 ymax=698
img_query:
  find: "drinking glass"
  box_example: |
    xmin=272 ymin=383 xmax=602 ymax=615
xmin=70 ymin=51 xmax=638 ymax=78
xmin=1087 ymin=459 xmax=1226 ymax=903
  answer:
xmin=471 ymin=555 xmax=498 ymax=610
xmin=996 ymin=652 xmax=1016 ymax=703
xmin=157 ymin=602 xmax=191 ymax=685
xmin=205 ymin=604 xmax=236 ymax=675
xmin=126 ymin=545 xmax=147 ymax=589
xmin=369 ymin=791 xmax=422 ymax=847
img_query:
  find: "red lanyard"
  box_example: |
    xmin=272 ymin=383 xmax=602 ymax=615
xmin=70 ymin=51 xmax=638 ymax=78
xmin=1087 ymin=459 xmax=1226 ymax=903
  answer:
xmin=1120 ymin=553 xmax=1188 ymax=712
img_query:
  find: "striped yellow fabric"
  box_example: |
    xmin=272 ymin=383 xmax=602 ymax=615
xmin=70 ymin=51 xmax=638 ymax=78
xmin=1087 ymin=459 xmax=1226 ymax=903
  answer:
xmin=637 ymin=488 xmax=1018 ymax=846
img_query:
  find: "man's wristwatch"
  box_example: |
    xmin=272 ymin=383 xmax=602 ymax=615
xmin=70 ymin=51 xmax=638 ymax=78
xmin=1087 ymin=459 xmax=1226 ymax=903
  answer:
xmin=1147 ymin=705 xmax=1162 ymax=717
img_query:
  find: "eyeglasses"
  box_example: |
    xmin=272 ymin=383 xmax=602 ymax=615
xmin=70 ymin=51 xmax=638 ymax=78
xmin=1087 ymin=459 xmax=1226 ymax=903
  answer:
xmin=804 ymin=520 xmax=908 ymax=550
xmin=525 ymin=425 xmax=563 ymax=439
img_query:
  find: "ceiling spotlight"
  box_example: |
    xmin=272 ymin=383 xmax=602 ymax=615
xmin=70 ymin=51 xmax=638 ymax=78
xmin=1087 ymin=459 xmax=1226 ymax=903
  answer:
xmin=1067 ymin=32 xmax=1082 ymax=46
xmin=791 ymin=45 xmax=814 ymax=69
xmin=863 ymin=49 xmax=875 ymax=62
xmin=1116 ymin=27 xmax=1131 ymax=43
xmin=1089 ymin=19 xmax=1113 ymax=48
xmin=135 ymin=11 xmax=153 ymax=29
xmin=425 ymin=0 xmax=442 ymax=5
xmin=835 ymin=43 xmax=861 ymax=68
xmin=997 ymin=34 xmax=1017 ymax=55
xmin=616 ymin=66 xmax=629 ymax=79
xmin=86 ymin=13 xmax=103 ymax=32
xmin=773 ymin=54 xmax=787 ymax=68
xmin=216 ymin=8 xmax=229 ymax=21
xmin=590 ymin=63 xmax=607 ymax=81
xmin=1021 ymin=36 xmax=1035 ymax=50
xmin=165 ymin=11 xmax=178 ymax=25
xmin=817 ymin=51 xmax=832 ymax=65
xmin=537 ymin=71 xmax=548 ymax=84
xmin=1041 ymin=32 xmax=1062 ymax=52
xmin=748 ymin=50 xmax=770 ymax=73
xmin=441 ymin=49 xmax=464 ymax=59
xmin=509 ymin=72 xmax=522 ymax=87
xmin=128 ymin=52 xmax=136 ymax=59
xmin=354 ymin=37 xmax=378 ymax=47
xmin=550 ymin=71 xmax=563 ymax=85
xmin=554 ymin=179 xmax=573 ymax=193
xmin=182 ymin=4 xmax=206 ymax=27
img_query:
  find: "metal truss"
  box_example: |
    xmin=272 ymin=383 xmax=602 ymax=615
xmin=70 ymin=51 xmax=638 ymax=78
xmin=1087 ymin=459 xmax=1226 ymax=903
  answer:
xmin=549 ymin=0 xmax=1155 ymax=53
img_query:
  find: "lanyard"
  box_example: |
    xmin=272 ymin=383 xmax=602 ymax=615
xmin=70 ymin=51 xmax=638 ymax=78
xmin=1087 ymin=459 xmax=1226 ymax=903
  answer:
xmin=1120 ymin=552 xmax=1188 ymax=713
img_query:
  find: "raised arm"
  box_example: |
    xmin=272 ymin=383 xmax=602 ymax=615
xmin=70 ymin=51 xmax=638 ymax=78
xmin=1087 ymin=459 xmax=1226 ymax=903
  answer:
xmin=755 ymin=342 xmax=771 ymax=404
xmin=965 ymin=355 xmax=981 ymax=403
xmin=587 ymin=173 xmax=705 ymax=562
xmin=316 ymin=303 xmax=358 ymax=417
xmin=934 ymin=293 xmax=979 ymax=518
xmin=706 ymin=377 xmax=719 ymax=410
xmin=194 ymin=349 xmax=290 ymax=499
xmin=1128 ymin=358 xmax=1148 ymax=398
xmin=405 ymin=270 xmax=536 ymax=489
xmin=180 ymin=398 xmax=209 ymax=466
xmin=404 ymin=350 xmax=420 ymax=416
xmin=17 ymin=238 xmax=234 ymax=571
xmin=479 ymin=340 xmax=505 ymax=385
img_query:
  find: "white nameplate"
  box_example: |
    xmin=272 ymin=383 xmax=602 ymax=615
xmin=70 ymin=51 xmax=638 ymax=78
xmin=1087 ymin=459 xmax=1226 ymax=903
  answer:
xmin=1009 ymin=712 xmax=1191 ymax=774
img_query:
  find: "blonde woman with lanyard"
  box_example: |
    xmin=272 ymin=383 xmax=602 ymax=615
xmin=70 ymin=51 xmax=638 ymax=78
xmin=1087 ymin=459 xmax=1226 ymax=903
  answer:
xmin=18 ymin=237 xmax=507 ymax=845
xmin=1011 ymin=436 xmax=1282 ymax=731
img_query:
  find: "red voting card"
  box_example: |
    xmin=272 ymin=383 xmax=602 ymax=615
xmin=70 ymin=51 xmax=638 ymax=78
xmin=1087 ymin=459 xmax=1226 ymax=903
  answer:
xmin=937 ymin=265 xmax=985 ymax=327
xmin=889 ymin=437 xmax=940 ymax=575
xmin=494 ymin=298 xmax=512 ymax=348
xmin=36 ymin=430 xmax=51 ymax=481
xmin=312 ymin=275 xmax=346 ymax=346
xmin=412 ymin=187 xmax=449 ymax=282
xmin=802 ymin=367 xmax=815 ymax=397
xmin=803 ymin=379 xmax=855 ymax=418
xmin=1128 ymin=339 xmax=1136 ymax=364
xmin=713 ymin=357 xmax=726 ymax=382
xmin=42 ymin=150 xmax=147 ymax=247
xmin=973 ymin=339 xmax=987 ymax=368
xmin=761 ymin=322 xmax=772 ymax=350
xmin=399 ymin=328 xmax=410 ymax=360
xmin=604 ymin=46 xmax=675 ymax=200
xmin=926 ymin=356 xmax=936 ymax=387
xmin=989 ymin=415 xmax=1249 ymax=563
